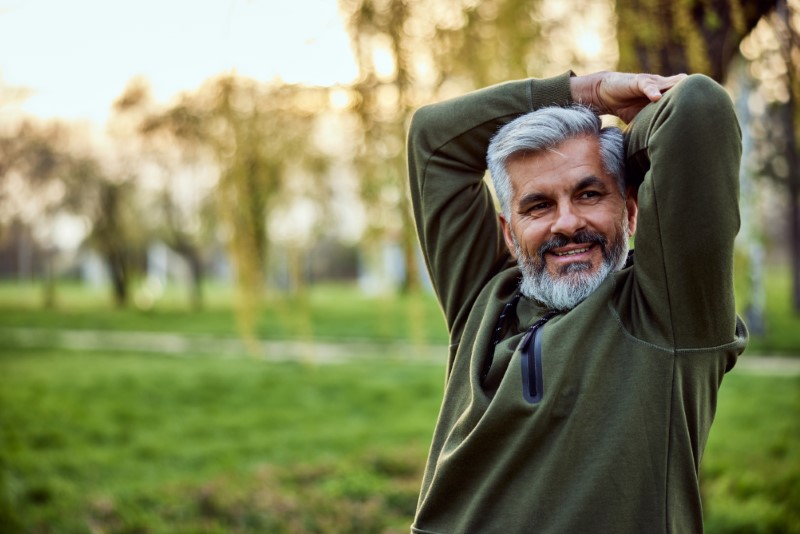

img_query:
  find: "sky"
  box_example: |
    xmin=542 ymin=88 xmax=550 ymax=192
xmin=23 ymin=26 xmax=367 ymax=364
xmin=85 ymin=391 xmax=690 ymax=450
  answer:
xmin=0 ymin=0 xmax=358 ymax=124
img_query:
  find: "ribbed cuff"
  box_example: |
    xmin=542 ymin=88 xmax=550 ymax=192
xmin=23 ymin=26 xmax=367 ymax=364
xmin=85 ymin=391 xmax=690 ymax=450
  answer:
xmin=529 ymin=70 xmax=575 ymax=109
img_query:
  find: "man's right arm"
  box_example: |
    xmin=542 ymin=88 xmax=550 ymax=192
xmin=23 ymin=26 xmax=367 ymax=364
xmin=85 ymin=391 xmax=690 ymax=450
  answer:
xmin=407 ymin=73 xmax=573 ymax=336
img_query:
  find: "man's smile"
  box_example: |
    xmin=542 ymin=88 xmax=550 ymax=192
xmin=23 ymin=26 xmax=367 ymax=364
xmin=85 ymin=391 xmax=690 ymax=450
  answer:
xmin=547 ymin=243 xmax=598 ymax=263
xmin=552 ymin=245 xmax=592 ymax=257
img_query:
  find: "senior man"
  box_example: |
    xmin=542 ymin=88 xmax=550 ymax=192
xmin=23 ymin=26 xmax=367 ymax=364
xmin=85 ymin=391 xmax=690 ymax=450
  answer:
xmin=406 ymin=70 xmax=748 ymax=533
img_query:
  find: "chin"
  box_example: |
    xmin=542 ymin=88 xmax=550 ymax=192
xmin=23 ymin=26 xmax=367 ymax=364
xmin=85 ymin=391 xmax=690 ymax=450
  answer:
xmin=551 ymin=260 xmax=595 ymax=277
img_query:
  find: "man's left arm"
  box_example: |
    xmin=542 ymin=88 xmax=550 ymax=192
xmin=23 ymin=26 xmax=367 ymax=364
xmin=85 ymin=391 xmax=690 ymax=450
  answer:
xmin=624 ymin=75 xmax=743 ymax=349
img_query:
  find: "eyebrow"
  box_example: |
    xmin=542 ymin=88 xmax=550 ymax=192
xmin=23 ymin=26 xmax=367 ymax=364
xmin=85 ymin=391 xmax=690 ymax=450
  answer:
xmin=516 ymin=175 xmax=609 ymax=211
xmin=575 ymin=175 xmax=607 ymax=191
xmin=517 ymin=192 xmax=549 ymax=212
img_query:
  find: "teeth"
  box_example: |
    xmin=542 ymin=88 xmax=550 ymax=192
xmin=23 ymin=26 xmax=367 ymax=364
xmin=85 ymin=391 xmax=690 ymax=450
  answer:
xmin=555 ymin=247 xmax=589 ymax=256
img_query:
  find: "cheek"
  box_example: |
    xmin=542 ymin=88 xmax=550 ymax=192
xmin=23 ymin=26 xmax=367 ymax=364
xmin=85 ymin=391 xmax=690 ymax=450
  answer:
xmin=516 ymin=224 xmax=547 ymax=255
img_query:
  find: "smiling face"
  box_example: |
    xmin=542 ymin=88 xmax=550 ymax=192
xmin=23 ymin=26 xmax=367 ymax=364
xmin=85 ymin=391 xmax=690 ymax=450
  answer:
xmin=500 ymin=136 xmax=638 ymax=310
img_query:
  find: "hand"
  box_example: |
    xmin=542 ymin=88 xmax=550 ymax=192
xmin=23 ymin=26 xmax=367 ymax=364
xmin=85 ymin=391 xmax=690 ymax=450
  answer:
xmin=570 ymin=71 xmax=687 ymax=123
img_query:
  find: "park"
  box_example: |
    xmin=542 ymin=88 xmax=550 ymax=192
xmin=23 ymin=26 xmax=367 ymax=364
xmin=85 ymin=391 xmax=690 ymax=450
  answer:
xmin=2 ymin=0 xmax=799 ymax=532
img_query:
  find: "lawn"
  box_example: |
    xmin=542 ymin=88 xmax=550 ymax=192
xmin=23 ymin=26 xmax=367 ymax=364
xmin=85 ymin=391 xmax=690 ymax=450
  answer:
xmin=0 ymin=282 xmax=449 ymax=345
xmin=1 ymin=346 xmax=798 ymax=533
xmin=1 ymin=278 xmax=798 ymax=532
xmin=0 ymin=348 xmax=444 ymax=533
xmin=702 ymin=371 xmax=800 ymax=533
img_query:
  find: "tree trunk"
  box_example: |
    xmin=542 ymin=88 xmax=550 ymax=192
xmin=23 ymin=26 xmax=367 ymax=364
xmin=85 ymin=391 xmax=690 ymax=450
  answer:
xmin=616 ymin=0 xmax=778 ymax=82
xmin=399 ymin=189 xmax=421 ymax=294
xmin=42 ymin=246 xmax=56 ymax=309
xmin=186 ymin=249 xmax=204 ymax=312
xmin=107 ymin=249 xmax=128 ymax=308
xmin=782 ymin=97 xmax=800 ymax=312
xmin=171 ymin=239 xmax=204 ymax=311
xmin=287 ymin=245 xmax=307 ymax=298
xmin=776 ymin=0 xmax=800 ymax=312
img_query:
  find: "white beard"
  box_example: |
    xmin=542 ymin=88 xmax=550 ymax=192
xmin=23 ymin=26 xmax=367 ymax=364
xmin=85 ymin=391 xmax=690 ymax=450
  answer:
xmin=514 ymin=217 xmax=630 ymax=311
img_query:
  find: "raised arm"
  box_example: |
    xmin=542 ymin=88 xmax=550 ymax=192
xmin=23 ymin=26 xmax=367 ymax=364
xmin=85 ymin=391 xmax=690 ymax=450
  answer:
xmin=407 ymin=73 xmax=573 ymax=337
xmin=407 ymin=70 xmax=692 ymax=340
xmin=623 ymin=75 xmax=743 ymax=349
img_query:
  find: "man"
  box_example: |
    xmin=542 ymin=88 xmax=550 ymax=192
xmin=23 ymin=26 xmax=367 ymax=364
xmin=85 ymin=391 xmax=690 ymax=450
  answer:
xmin=406 ymin=70 xmax=748 ymax=533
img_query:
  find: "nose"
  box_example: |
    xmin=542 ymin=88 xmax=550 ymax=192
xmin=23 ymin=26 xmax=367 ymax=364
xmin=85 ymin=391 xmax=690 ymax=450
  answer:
xmin=550 ymin=202 xmax=585 ymax=237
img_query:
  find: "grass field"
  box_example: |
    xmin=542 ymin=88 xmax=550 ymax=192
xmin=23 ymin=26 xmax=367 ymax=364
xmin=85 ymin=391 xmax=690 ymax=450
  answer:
xmin=1 ymin=278 xmax=799 ymax=532
xmin=1 ymin=349 xmax=443 ymax=533
xmin=1 ymin=347 xmax=798 ymax=533
xmin=0 ymin=282 xmax=449 ymax=345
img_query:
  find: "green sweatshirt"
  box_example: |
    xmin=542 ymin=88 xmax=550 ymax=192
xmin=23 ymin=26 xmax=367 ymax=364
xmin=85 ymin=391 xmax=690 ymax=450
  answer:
xmin=406 ymin=72 xmax=748 ymax=533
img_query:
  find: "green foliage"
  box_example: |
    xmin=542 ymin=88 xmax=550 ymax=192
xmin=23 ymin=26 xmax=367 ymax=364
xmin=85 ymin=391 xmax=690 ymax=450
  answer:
xmin=615 ymin=0 xmax=776 ymax=82
xmin=132 ymin=75 xmax=332 ymax=336
xmin=703 ymin=372 xmax=800 ymax=533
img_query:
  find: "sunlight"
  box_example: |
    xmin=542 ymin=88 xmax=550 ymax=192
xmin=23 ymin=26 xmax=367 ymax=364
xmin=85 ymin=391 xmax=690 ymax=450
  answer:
xmin=372 ymin=44 xmax=397 ymax=80
xmin=0 ymin=0 xmax=358 ymax=124
xmin=577 ymin=31 xmax=603 ymax=60
xmin=328 ymin=87 xmax=354 ymax=111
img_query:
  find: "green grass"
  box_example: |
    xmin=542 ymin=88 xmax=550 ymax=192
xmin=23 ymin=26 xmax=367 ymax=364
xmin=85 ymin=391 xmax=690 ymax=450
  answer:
xmin=0 ymin=281 xmax=449 ymax=344
xmin=703 ymin=371 xmax=800 ymax=533
xmin=1 ymin=278 xmax=798 ymax=532
xmin=0 ymin=348 xmax=444 ymax=533
xmin=1 ymin=347 xmax=798 ymax=533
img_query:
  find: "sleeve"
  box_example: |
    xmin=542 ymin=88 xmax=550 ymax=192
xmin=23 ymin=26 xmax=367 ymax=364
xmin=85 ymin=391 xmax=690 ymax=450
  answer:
xmin=406 ymin=73 xmax=573 ymax=340
xmin=623 ymin=74 xmax=742 ymax=349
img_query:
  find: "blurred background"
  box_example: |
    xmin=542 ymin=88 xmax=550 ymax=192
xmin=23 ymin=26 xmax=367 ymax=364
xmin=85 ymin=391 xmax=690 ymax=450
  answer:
xmin=1 ymin=0 xmax=798 ymax=532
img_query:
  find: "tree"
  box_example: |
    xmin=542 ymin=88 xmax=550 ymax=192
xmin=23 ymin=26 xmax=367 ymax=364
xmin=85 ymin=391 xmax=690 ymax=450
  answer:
xmin=136 ymin=75 xmax=330 ymax=335
xmin=112 ymin=78 xmax=216 ymax=311
xmin=68 ymin=156 xmax=143 ymax=308
xmin=0 ymin=119 xmax=143 ymax=308
xmin=0 ymin=120 xmax=69 ymax=306
xmin=616 ymin=0 xmax=778 ymax=82
xmin=736 ymin=0 xmax=800 ymax=314
xmin=341 ymin=0 xmax=424 ymax=293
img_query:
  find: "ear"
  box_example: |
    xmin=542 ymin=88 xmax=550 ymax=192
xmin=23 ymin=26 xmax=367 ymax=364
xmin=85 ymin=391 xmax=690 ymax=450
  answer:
xmin=625 ymin=188 xmax=639 ymax=236
xmin=500 ymin=213 xmax=518 ymax=259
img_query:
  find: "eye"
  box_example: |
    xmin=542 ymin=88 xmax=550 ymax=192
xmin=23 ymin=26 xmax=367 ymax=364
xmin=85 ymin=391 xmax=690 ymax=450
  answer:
xmin=579 ymin=190 xmax=602 ymax=200
xmin=530 ymin=201 xmax=549 ymax=211
xmin=517 ymin=196 xmax=553 ymax=216
xmin=523 ymin=200 xmax=551 ymax=215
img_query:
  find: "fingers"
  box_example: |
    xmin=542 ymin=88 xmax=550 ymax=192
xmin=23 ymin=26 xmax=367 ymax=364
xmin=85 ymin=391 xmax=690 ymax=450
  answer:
xmin=572 ymin=71 xmax=688 ymax=122
xmin=638 ymin=73 xmax=688 ymax=102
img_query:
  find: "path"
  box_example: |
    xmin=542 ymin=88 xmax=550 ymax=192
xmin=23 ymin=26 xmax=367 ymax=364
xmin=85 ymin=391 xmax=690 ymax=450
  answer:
xmin=0 ymin=327 xmax=444 ymax=364
xmin=2 ymin=327 xmax=799 ymax=375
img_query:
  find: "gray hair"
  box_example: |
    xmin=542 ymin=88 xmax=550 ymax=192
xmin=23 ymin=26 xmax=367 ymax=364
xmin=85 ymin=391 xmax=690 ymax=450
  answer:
xmin=487 ymin=105 xmax=625 ymax=219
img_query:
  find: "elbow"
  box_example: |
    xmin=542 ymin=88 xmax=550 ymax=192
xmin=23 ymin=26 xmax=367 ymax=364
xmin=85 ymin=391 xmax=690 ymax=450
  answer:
xmin=670 ymin=74 xmax=740 ymax=136
xmin=408 ymin=104 xmax=436 ymax=152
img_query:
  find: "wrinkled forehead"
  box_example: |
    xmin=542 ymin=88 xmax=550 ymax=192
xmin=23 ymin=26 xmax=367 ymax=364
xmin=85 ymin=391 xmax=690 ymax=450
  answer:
xmin=507 ymin=136 xmax=624 ymax=198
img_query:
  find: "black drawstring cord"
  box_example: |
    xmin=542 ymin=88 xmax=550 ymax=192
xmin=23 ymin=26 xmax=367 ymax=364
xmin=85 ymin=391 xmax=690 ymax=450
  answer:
xmin=481 ymin=293 xmax=521 ymax=383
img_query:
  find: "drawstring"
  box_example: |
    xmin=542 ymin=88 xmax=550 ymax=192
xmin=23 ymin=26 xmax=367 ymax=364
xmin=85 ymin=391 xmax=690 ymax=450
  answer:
xmin=481 ymin=293 xmax=520 ymax=383
xmin=481 ymin=291 xmax=557 ymax=384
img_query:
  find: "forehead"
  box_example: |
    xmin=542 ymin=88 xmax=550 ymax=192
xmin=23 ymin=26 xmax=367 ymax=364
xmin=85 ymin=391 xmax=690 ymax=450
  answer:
xmin=506 ymin=136 xmax=614 ymax=198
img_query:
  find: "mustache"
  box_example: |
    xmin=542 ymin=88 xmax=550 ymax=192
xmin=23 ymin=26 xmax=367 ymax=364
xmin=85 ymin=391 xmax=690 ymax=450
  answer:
xmin=537 ymin=230 xmax=609 ymax=261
